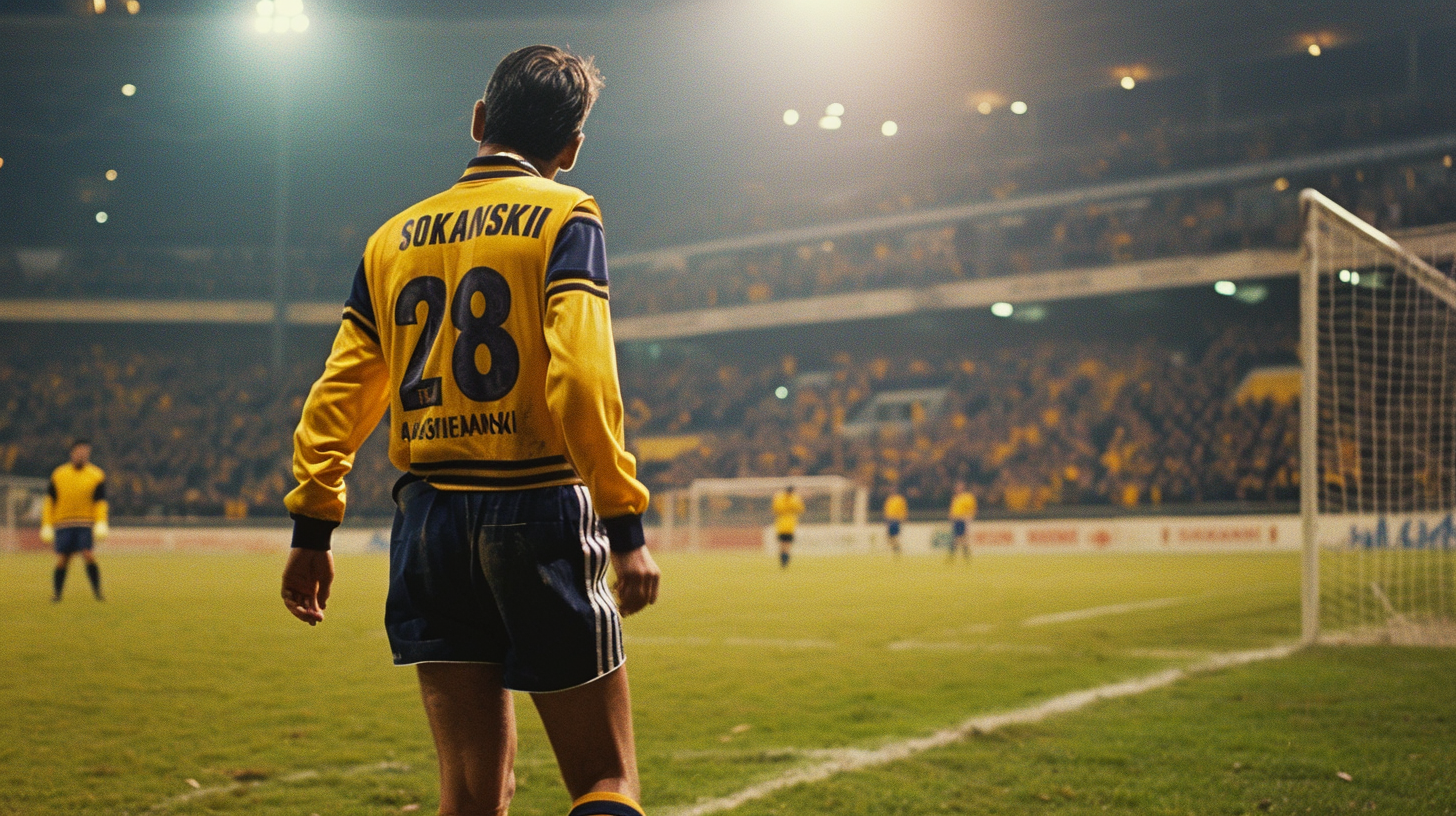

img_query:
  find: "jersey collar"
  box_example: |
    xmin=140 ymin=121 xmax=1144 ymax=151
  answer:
xmin=459 ymin=152 xmax=541 ymax=183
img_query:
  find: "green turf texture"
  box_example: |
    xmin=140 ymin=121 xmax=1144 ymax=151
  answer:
xmin=0 ymin=550 xmax=1450 ymax=815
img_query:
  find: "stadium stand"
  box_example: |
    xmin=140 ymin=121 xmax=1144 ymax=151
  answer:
xmin=2 ymin=50 xmax=1453 ymax=522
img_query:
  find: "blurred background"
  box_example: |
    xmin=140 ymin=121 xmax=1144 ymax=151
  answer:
xmin=3 ymin=0 xmax=1455 ymax=524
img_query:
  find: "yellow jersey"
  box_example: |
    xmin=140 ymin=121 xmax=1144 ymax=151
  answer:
xmin=950 ymin=491 xmax=977 ymax=521
xmin=773 ymin=490 xmax=805 ymax=535
xmin=286 ymin=153 xmax=648 ymax=551
xmin=883 ymin=493 xmax=908 ymax=522
xmin=44 ymin=462 xmax=107 ymax=529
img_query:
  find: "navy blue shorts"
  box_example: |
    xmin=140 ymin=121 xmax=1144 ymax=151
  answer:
xmin=952 ymin=519 xmax=967 ymax=537
xmin=54 ymin=527 xmax=94 ymax=555
xmin=385 ymin=479 xmax=623 ymax=693
xmin=887 ymin=521 xmax=901 ymax=537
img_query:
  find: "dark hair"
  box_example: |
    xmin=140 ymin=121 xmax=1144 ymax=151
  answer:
xmin=71 ymin=438 xmax=91 ymax=449
xmin=480 ymin=45 xmax=603 ymax=163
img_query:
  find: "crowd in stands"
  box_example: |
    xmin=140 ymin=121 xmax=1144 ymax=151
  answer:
xmin=4 ymin=98 xmax=1455 ymax=311
xmin=0 ymin=335 xmax=395 ymax=520
xmin=0 ymin=314 xmax=1299 ymax=520
xmin=611 ymin=154 xmax=1456 ymax=317
xmin=625 ymin=319 xmax=1300 ymax=515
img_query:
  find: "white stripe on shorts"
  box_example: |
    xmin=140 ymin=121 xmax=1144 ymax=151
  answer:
xmin=574 ymin=485 xmax=621 ymax=676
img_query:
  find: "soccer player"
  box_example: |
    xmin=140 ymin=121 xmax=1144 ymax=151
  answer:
xmin=882 ymin=488 xmax=908 ymax=556
xmin=42 ymin=439 xmax=107 ymax=602
xmin=772 ymin=485 xmax=804 ymax=568
xmin=949 ymin=480 xmax=977 ymax=561
xmin=280 ymin=46 xmax=659 ymax=816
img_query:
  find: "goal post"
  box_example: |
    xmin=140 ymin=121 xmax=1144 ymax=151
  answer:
xmin=1300 ymin=188 xmax=1456 ymax=645
xmin=1 ymin=476 xmax=48 ymax=553
xmin=656 ymin=475 xmax=870 ymax=551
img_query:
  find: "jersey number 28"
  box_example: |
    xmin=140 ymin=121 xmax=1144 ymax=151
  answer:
xmin=394 ymin=266 xmax=520 ymax=411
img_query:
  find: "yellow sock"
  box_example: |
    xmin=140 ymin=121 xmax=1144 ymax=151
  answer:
xmin=568 ymin=790 xmax=644 ymax=816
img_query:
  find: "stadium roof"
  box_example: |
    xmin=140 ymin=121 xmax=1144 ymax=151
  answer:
xmin=2 ymin=1 xmax=1455 ymax=254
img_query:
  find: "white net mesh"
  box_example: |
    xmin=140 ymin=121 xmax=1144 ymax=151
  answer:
xmin=655 ymin=476 xmax=869 ymax=551
xmin=1 ymin=476 xmax=48 ymax=553
xmin=1301 ymin=189 xmax=1456 ymax=645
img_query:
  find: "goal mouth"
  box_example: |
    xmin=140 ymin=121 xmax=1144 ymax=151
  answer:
xmin=1318 ymin=619 xmax=1456 ymax=647
xmin=1300 ymin=188 xmax=1456 ymax=646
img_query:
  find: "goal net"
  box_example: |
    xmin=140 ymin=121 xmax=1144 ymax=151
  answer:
xmin=1300 ymin=188 xmax=1456 ymax=645
xmin=1 ymin=476 xmax=48 ymax=553
xmin=655 ymin=475 xmax=870 ymax=552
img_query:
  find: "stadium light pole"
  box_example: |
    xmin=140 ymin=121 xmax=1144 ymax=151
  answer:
xmin=253 ymin=0 xmax=312 ymax=378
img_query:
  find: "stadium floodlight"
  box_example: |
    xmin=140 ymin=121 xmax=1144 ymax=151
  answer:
xmin=255 ymin=0 xmax=308 ymax=35
xmin=93 ymin=0 xmax=105 ymax=13
xmin=976 ymin=101 xmax=993 ymax=115
xmin=1010 ymin=100 xmax=1028 ymax=115
xmin=826 ymin=102 xmax=845 ymax=117
xmin=105 ymin=169 xmax=117 ymax=181
xmin=990 ymin=301 xmax=1013 ymax=317
xmin=1120 ymin=76 xmax=1136 ymax=90
xmin=881 ymin=120 xmax=898 ymax=137
xmin=1307 ymin=43 xmax=1321 ymax=56
xmin=818 ymin=115 xmax=841 ymax=130
xmin=121 ymin=83 xmax=136 ymax=96
xmin=783 ymin=109 xmax=799 ymax=126
xmin=0 ymin=157 xmax=5 ymax=170
xmin=775 ymin=386 xmax=789 ymax=399
xmin=127 ymin=0 xmax=140 ymax=13
xmin=1214 ymin=280 xmax=1237 ymax=296
xmin=95 ymin=212 xmax=108 ymax=223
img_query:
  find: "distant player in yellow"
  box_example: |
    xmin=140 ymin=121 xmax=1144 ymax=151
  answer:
xmin=883 ymin=489 xmax=908 ymax=556
xmin=280 ymin=46 xmax=658 ymax=816
xmin=949 ymin=480 xmax=977 ymax=560
xmin=772 ymin=485 xmax=805 ymax=568
xmin=42 ymin=439 xmax=107 ymax=602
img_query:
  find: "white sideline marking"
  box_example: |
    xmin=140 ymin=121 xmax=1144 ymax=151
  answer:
xmin=146 ymin=761 xmax=410 ymax=812
xmin=658 ymin=644 xmax=1299 ymax=816
xmin=888 ymin=640 xmax=1057 ymax=654
xmin=1021 ymin=596 xmax=1191 ymax=627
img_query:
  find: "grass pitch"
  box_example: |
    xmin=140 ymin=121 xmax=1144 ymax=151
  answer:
xmin=0 ymin=549 xmax=1451 ymax=815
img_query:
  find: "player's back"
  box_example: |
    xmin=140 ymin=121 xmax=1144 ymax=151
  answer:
xmin=350 ymin=154 xmax=609 ymax=492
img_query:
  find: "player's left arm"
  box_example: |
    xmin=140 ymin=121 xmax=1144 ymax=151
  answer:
xmin=542 ymin=210 xmax=658 ymax=613
xmin=92 ymin=475 xmax=108 ymax=540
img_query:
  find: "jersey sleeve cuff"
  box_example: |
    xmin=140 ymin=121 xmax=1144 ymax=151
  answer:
xmin=602 ymin=514 xmax=646 ymax=553
xmin=290 ymin=514 xmax=340 ymax=551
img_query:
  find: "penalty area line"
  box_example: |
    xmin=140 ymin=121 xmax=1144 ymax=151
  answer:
xmin=658 ymin=643 xmax=1299 ymax=816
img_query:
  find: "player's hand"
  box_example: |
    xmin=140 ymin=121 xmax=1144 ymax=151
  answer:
xmin=282 ymin=548 xmax=334 ymax=626
xmin=39 ymin=524 xmax=55 ymax=545
xmin=610 ymin=546 xmax=660 ymax=616
xmin=93 ymin=521 xmax=109 ymax=541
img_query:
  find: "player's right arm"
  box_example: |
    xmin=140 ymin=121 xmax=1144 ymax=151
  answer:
xmin=284 ymin=261 xmax=392 ymax=552
xmin=40 ymin=478 xmax=55 ymax=544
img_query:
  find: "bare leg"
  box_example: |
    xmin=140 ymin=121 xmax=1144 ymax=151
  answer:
xmin=416 ymin=663 xmax=517 ymax=816
xmin=531 ymin=666 xmax=639 ymax=802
